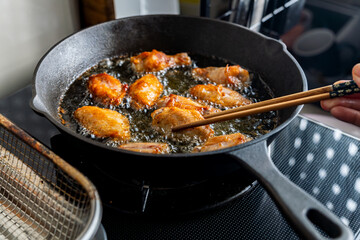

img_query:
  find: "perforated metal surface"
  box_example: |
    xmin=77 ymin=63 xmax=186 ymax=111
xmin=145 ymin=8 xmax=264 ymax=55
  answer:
xmin=272 ymin=117 xmax=360 ymax=232
xmin=0 ymin=113 xmax=102 ymax=240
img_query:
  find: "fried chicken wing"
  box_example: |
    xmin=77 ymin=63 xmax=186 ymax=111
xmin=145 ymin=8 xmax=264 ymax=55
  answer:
xmin=192 ymin=65 xmax=250 ymax=89
xmin=119 ymin=142 xmax=170 ymax=154
xmin=74 ymin=106 xmax=130 ymax=141
xmin=189 ymin=84 xmax=252 ymax=108
xmin=129 ymin=74 xmax=163 ymax=109
xmin=151 ymin=107 xmax=214 ymax=142
xmin=156 ymin=94 xmax=219 ymax=115
xmin=131 ymin=49 xmax=192 ymax=73
xmin=88 ymin=73 xmax=128 ymax=106
xmin=192 ymin=133 xmax=251 ymax=153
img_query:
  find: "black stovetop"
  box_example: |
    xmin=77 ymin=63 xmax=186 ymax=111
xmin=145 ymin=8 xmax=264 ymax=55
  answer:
xmin=1 ymin=86 xmax=360 ymax=239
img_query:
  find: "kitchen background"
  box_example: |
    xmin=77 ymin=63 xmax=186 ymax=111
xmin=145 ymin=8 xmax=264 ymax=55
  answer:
xmin=0 ymin=1 xmax=360 ymax=239
xmin=0 ymin=0 xmax=80 ymax=98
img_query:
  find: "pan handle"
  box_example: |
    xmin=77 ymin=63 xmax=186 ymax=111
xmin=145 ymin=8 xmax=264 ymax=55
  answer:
xmin=227 ymin=140 xmax=354 ymax=240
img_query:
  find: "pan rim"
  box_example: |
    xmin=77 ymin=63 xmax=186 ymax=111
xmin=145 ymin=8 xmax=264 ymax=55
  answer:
xmin=31 ymin=14 xmax=307 ymax=158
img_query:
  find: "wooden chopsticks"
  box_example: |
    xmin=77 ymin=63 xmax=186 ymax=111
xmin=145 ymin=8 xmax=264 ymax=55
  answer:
xmin=172 ymin=80 xmax=359 ymax=132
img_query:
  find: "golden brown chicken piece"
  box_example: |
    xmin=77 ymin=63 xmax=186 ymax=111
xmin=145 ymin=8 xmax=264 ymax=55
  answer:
xmin=156 ymin=94 xmax=220 ymax=116
xmin=119 ymin=142 xmax=170 ymax=154
xmin=131 ymin=49 xmax=192 ymax=73
xmin=151 ymin=107 xmax=214 ymax=142
xmin=88 ymin=73 xmax=128 ymax=106
xmin=192 ymin=133 xmax=251 ymax=153
xmin=189 ymin=84 xmax=252 ymax=108
xmin=192 ymin=65 xmax=250 ymax=89
xmin=128 ymin=74 xmax=163 ymax=109
xmin=74 ymin=106 xmax=130 ymax=141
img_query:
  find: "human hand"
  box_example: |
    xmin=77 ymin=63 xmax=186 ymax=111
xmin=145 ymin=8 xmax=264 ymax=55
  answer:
xmin=320 ymin=63 xmax=360 ymax=126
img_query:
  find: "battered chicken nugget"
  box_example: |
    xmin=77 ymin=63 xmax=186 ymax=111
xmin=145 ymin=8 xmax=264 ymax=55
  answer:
xmin=88 ymin=73 xmax=127 ymax=106
xmin=192 ymin=65 xmax=250 ymax=89
xmin=131 ymin=49 xmax=191 ymax=73
xmin=129 ymin=74 xmax=163 ymax=109
xmin=156 ymin=94 xmax=219 ymax=116
xmin=151 ymin=107 xmax=214 ymax=142
xmin=189 ymin=84 xmax=252 ymax=108
xmin=192 ymin=133 xmax=251 ymax=153
xmin=119 ymin=142 xmax=170 ymax=154
xmin=74 ymin=106 xmax=130 ymax=141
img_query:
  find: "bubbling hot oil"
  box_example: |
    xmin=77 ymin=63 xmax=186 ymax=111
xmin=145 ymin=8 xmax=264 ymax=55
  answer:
xmin=59 ymin=54 xmax=278 ymax=153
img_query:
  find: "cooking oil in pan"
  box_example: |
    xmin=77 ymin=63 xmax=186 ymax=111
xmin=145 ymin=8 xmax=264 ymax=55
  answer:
xmin=59 ymin=53 xmax=278 ymax=153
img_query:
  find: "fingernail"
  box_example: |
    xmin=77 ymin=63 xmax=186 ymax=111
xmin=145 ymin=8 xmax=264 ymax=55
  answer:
xmin=320 ymin=100 xmax=329 ymax=111
xmin=354 ymin=63 xmax=360 ymax=78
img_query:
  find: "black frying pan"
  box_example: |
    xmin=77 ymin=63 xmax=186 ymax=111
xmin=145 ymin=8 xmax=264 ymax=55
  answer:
xmin=30 ymin=15 xmax=353 ymax=239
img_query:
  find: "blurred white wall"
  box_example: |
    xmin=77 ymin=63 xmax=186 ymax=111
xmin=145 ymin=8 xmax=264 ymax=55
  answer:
xmin=0 ymin=0 xmax=80 ymax=98
xmin=114 ymin=0 xmax=179 ymax=18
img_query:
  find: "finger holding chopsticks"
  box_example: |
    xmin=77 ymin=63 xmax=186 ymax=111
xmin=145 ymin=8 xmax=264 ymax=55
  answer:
xmin=172 ymin=80 xmax=360 ymax=132
xmin=321 ymin=63 xmax=360 ymax=126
